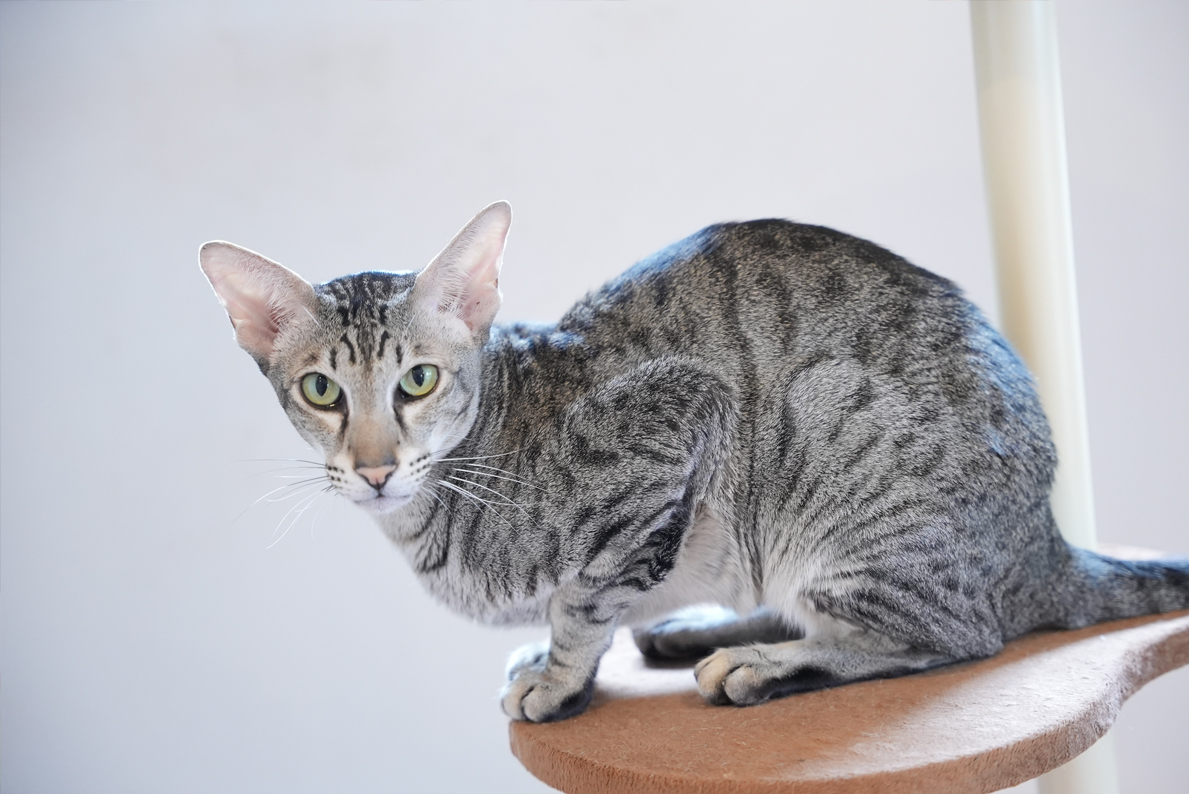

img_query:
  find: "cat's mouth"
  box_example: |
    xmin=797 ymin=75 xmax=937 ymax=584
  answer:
xmin=354 ymin=493 xmax=414 ymax=515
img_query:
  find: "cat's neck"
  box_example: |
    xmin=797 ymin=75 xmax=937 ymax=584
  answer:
xmin=372 ymin=322 xmax=574 ymax=542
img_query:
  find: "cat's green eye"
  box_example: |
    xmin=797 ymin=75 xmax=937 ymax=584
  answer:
xmin=399 ymin=364 xmax=439 ymax=398
xmin=301 ymin=373 xmax=342 ymax=407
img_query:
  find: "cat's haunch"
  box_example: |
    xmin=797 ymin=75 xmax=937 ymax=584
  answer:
xmin=201 ymin=202 xmax=1189 ymax=723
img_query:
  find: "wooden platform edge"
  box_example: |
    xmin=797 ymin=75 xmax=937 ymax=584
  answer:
xmin=510 ymin=612 xmax=1189 ymax=794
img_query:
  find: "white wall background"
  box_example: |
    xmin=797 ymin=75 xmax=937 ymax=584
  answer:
xmin=2 ymin=2 xmax=1184 ymax=792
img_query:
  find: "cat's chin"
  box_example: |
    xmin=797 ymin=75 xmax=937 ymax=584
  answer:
xmin=354 ymin=494 xmax=414 ymax=515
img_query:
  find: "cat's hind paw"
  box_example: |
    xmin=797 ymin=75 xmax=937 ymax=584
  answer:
xmin=694 ymin=646 xmax=767 ymax=705
xmin=694 ymin=644 xmax=836 ymax=706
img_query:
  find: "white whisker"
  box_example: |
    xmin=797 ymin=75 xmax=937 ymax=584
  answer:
xmin=436 ymin=449 xmax=521 ymax=463
xmin=436 ymin=479 xmax=517 ymax=529
xmin=454 ymin=465 xmax=547 ymax=493
xmin=267 ymin=488 xmax=327 ymax=548
xmin=244 ymin=466 xmax=328 ymax=479
xmin=252 ymin=482 xmax=297 ymax=503
xmin=308 ymin=486 xmax=336 ymax=538
xmin=234 ymin=479 xmax=325 ymax=523
xmin=266 ymin=484 xmax=326 ymax=504
xmin=422 ymin=484 xmax=451 ymax=513
xmin=235 ymin=458 xmax=326 ymax=466
xmin=446 ymin=474 xmax=532 ymax=515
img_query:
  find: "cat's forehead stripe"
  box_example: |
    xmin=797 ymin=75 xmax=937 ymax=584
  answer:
xmin=317 ymin=273 xmax=421 ymax=371
xmin=322 ymin=271 xmax=415 ymax=318
xmin=340 ymin=332 xmax=358 ymax=365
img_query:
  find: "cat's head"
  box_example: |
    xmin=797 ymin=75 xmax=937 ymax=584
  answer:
xmin=200 ymin=201 xmax=511 ymax=515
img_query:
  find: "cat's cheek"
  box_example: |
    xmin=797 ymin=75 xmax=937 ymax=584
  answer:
xmin=287 ymin=416 xmax=339 ymax=458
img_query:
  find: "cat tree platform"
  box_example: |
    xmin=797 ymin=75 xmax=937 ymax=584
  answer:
xmin=509 ymin=605 xmax=1189 ymax=794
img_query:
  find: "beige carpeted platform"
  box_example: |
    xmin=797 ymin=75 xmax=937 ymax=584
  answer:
xmin=510 ymin=608 xmax=1189 ymax=794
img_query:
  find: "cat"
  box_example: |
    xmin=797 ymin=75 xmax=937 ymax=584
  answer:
xmin=200 ymin=201 xmax=1189 ymax=723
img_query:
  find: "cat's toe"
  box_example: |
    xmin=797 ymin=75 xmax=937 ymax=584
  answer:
xmin=500 ymin=668 xmax=594 ymax=722
xmin=500 ymin=671 xmax=534 ymax=721
xmin=694 ymin=648 xmax=740 ymax=705
xmin=720 ymin=661 xmax=772 ymax=706
xmin=694 ymin=647 xmax=772 ymax=706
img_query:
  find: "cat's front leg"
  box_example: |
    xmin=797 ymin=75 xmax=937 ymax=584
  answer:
xmin=501 ymin=582 xmax=621 ymax=722
xmin=500 ymin=485 xmax=702 ymax=721
xmin=501 ymin=358 xmax=734 ymax=721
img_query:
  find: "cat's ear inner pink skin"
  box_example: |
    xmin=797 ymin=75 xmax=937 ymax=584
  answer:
xmin=199 ymin=241 xmax=317 ymax=367
xmin=413 ymin=200 xmax=511 ymax=339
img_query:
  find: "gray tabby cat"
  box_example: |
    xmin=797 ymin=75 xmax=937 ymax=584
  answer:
xmin=200 ymin=201 xmax=1189 ymax=723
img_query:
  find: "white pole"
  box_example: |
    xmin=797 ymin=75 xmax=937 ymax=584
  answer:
xmin=969 ymin=3 xmax=1119 ymax=794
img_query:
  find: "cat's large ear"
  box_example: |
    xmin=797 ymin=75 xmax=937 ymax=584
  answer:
xmin=199 ymin=241 xmax=317 ymax=369
xmin=412 ymin=201 xmax=511 ymax=340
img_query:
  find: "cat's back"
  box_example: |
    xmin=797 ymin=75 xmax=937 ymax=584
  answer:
xmin=551 ymin=218 xmax=1050 ymax=485
xmin=558 ymin=218 xmax=971 ymax=369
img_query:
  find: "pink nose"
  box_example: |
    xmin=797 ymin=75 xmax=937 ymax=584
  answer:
xmin=356 ymin=465 xmax=396 ymax=489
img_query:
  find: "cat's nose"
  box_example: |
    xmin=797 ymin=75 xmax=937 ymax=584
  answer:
xmin=356 ymin=464 xmax=396 ymax=491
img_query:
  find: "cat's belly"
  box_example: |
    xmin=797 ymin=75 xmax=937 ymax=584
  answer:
xmin=622 ymin=506 xmax=756 ymax=626
xmin=481 ymin=592 xmax=553 ymax=626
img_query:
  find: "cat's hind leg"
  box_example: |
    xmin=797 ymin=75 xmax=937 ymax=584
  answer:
xmin=692 ymin=564 xmax=1006 ymax=706
xmin=693 ymin=628 xmax=955 ymax=706
xmin=633 ymin=606 xmax=802 ymax=661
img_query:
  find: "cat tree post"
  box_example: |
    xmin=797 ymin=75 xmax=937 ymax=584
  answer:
xmin=969 ymin=2 xmax=1116 ymax=793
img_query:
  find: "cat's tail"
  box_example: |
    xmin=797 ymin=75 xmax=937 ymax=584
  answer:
xmin=1059 ymin=545 xmax=1189 ymax=627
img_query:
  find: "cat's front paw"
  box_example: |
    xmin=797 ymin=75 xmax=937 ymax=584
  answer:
xmin=633 ymin=605 xmax=743 ymax=660
xmin=501 ymin=655 xmax=594 ymax=723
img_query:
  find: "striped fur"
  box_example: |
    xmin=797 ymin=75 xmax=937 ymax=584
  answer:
xmin=202 ymin=204 xmax=1189 ymax=723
